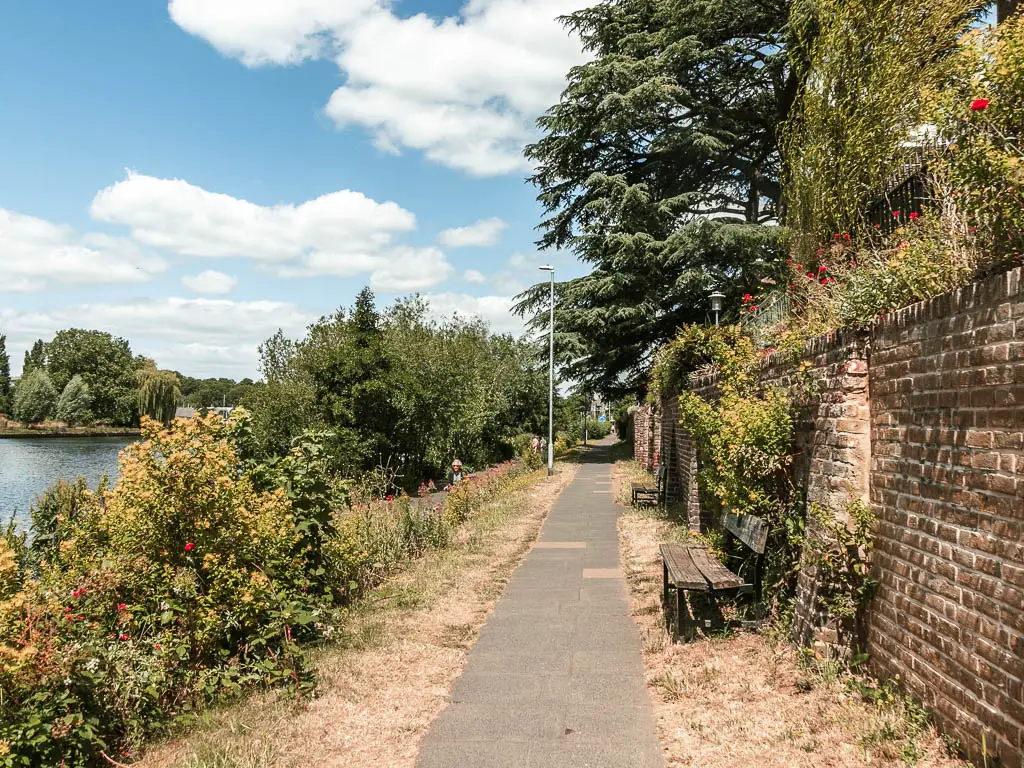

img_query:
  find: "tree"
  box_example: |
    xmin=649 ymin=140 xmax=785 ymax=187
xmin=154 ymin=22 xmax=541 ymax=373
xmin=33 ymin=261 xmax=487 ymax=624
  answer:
xmin=44 ymin=329 xmax=139 ymax=425
xmin=55 ymin=375 xmax=92 ymax=426
xmin=516 ymin=0 xmax=797 ymax=395
xmin=0 ymin=335 xmax=11 ymax=414
xmin=137 ymin=367 xmax=182 ymax=425
xmin=13 ymin=369 xmax=57 ymax=424
xmin=22 ymin=340 xmax=46 ymax=375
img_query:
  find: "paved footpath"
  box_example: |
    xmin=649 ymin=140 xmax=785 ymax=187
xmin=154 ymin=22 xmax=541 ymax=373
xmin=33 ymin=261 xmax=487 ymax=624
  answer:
xmin=417 ymin=442 xmax=664 ymax=768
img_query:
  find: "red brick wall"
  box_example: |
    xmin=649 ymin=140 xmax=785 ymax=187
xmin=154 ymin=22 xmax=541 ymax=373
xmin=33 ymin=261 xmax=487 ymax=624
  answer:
xmin=645 ymin=267 xmax=1024 ymax=765
xmin=867 ymin=267 xmax=1024 ymax=766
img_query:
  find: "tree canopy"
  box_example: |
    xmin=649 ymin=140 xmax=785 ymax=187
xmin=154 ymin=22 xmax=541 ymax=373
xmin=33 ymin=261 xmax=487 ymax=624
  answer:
xmin=516 ymin=0 xmax=799 ymax=395
xmin=13 ymin=369 xmax=57 ymax=424
xmin=55 ymin=375 xmax=93 ymax=426
xmin=0 ymin=335 xmax=11 ymax=415
xmin=242 ymin=290 xmax=549 ymax=486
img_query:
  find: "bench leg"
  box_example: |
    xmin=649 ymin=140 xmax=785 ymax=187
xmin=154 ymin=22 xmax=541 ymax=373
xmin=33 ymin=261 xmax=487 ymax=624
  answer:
xmin=676 ymin=588 xmax=695 ymax=642
xmin=662 ymin=561 xmax=672 ymax=634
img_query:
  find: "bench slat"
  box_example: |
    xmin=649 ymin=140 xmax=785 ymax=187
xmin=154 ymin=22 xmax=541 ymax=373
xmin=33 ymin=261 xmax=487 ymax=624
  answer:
xmin=659 ymin=544 xmax=707 ymax=590
xmin=688 ymin=547 xmax=745 ymax=590
xmin=723 ymin=511 xmax=769 ymax=554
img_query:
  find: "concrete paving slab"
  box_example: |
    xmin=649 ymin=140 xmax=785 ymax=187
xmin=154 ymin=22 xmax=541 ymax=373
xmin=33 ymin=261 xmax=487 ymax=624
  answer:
xmin=416 ymin=441 xmax=664 ymax=768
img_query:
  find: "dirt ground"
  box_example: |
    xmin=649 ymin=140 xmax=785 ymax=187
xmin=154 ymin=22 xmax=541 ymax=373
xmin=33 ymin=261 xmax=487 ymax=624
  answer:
xmin=141 ymin=463 xmax=578 ymax=768
xmin=613 ymin=460 xmax=970 ymax=768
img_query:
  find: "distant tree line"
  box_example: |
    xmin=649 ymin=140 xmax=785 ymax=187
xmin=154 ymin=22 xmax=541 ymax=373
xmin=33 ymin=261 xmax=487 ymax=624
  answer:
xmin=0 ymin=330 xmax=187 ymax=427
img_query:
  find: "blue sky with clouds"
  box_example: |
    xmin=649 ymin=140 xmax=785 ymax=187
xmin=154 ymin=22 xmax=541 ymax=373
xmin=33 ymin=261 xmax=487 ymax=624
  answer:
xmin=0 ymin=0 xmax=590 ymax=378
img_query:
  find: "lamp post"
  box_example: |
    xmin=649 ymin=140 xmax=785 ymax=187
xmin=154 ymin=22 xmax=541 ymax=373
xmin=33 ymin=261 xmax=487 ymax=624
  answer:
xmin=540 ymin=265 xmax=555 ymax=476
xmin=709 ymin=291 xmax=725 ymax=326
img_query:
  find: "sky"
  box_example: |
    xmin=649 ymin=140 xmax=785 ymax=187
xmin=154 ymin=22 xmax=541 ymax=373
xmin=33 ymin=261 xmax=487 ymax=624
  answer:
xmin=0 ymin=0 xmax=592 ymax=379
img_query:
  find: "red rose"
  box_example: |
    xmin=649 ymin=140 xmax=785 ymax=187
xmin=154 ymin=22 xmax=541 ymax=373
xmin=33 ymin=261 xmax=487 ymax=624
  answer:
xmin=184 ymin=542 xmax=195 ymax=552
xmin=749 ymin=305 xmax=757 ymax=312
xmin=795 ymin=264 xmax=802 ymax=269
xmin=970 ymin=98 xmax=989 ymax=111
xmin=821 ymin=278 xmax=828 ymax=285
xmin=386 ymin=494 xmax=394 ymax=501
xmin=806 ymin=272 xmax=815 ymax=279
xmin=117 ymin=603 xmax=127 ymax=611
xmin=909 ymin=212 xmax=919 ymax=220
xmin=742 ymin=293 xmax=753 ymax=302
xmin=818 ymin=265 xmax=827 ymax=273
xmin=120 ymin=633 xmax=129 ymax=641
xmin=892 ymin=210 xmax=901 ymax=218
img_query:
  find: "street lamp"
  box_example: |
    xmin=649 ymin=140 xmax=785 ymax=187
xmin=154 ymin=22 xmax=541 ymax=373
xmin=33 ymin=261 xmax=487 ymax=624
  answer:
xmin=709 ymin=291 xmax=725 ymax=326
xmin=540 ymin=265 xmax=555 ymax=476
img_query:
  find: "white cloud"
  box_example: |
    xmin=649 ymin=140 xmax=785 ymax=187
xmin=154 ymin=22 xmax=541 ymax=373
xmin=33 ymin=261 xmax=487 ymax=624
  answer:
xmin=88 ymin=172 xmax=454 ymax=290
xmin=91 ymin=171 xmax=415 ymax=263
xmin=463 ymin=269 xmax=488 ymax=284
xmin=0 ymin=209 xmax=166 ymax=293
xmin=422 ymin=292 xmax=524 ymax=335
xmin=168 ymin=0 xmax=589 ymax=176
xmin=168 ymin=0 xmax=377 ymax=66
xmin=1 ymin=298 xmax=316 ymax=378
xmin=438 ymin=217 xmax=507 ymax=248
xmin=182 ymin=269 xmax=239 ymax=295
xmin=370 ymin=247 xmax=454 ymax=292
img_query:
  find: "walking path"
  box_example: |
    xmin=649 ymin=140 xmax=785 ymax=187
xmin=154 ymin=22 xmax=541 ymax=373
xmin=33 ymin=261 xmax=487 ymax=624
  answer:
xmin=417 ymin=442 xmax=664 ymax=767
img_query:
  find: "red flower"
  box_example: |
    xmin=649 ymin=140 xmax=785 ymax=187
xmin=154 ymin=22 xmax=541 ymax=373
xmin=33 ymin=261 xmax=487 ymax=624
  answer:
xmin=154 ymin=643 xmax=162 ymax=650
xmin=119 ymin=633 xmax=129 ymax=641
xmin=742 ymin=293 xmax=753 ymax=303
xmin=892 ymin=210 xmax=901 ymax=218
xmin=789 ymin=285 xmax=796 ymax=290
xmin=842 ymin=233 xmax=850 ymax=241
xmin=806 ymin=272 xmax=815 ymax=279
xmin=795 ymin=264 xmax=803 ymax=269
xmin=117 ymin=603 xmax=128 ymax=611
xmin=749 ymin=305 xmax=757 ymax=312
xmin=821 ymin=278 xmax=828 ymax=285
xmin=386 ymin=494 xmax=394 ymax=501
xmin=184 ymin=542 xmax=195 ymax=552
xmin=818 ymin=265 xmax=827 ymax=273
xmin=970 ymin=98 xmax=989 ymax=111
xmin=875 ymin=224 xmax=881 ymax=229
xmin=909 ymin=212 xmax=919 ymax=220
xmin=786 ymin=259 xmax=792 ymax=264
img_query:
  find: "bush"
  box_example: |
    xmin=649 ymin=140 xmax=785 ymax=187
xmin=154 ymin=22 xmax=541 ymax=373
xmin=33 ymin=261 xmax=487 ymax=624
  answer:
xmin=12 ymin=369 xmax=57 ymax=424
xmin=0 ymin=414 xmax=320 ymax=766
xmin=55 ymin=375 xmax=93 ymax=426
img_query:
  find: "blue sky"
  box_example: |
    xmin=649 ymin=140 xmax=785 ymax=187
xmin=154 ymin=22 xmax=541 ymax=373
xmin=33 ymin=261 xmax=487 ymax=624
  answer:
xmin=0 ymin=0 xmax=589 ymax=378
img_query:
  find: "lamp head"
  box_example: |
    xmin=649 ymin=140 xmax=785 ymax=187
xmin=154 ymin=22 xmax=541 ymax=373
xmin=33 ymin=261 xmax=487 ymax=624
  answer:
xmin=709 ymin=291 xmax=725 ymax=313
xmin=539 ymin=265 xmax=554 ymax=272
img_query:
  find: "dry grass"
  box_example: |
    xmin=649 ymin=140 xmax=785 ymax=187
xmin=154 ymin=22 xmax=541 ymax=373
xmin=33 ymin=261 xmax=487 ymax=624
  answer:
xmin=140 ymin=463 xmax=579 ymax=768
xmin=613 ymin=461 xmax=969 ymax=768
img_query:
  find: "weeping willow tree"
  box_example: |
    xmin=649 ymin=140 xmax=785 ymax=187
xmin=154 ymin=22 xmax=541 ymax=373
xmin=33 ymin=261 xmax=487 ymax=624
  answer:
xmin=137 ymin=367 xmax=181 ymax=425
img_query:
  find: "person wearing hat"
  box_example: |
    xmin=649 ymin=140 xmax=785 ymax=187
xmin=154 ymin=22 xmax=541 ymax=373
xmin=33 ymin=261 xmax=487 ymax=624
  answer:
xmin=445 ymin=459 xmax=465 ymax=490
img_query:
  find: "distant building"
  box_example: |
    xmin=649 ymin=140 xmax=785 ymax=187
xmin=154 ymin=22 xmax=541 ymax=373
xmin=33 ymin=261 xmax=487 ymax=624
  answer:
xmin=173 ymin=406 xmax=233 ymax=420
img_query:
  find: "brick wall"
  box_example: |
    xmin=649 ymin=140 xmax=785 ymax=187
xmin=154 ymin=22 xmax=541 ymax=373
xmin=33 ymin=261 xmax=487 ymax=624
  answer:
xmin=867 ymin=267 xmax=1024 ymax=766
xmin=644 ymin=266 xmax=1024 ymax=765
xmin=758 ymin=331 xmax=872 ymax=649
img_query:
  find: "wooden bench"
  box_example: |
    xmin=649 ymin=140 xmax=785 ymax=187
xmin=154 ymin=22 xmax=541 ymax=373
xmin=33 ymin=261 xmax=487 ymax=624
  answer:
xmin=631 ymin=464 xmax=667 ymax=507
xmin=660 ymin=511 xmax=768 ymax=641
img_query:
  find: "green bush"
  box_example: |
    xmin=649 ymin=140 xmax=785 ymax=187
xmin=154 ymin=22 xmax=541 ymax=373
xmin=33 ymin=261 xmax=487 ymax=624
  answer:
xmin=55 ymin=375 xmax=93 ymax=426
xmin=12 ymin=369 xmax=57 ymax=424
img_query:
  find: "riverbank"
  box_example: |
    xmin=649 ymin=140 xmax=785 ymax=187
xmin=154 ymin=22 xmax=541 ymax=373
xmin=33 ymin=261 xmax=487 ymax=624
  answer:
xmin=140 ymin=462 xmax=578 ymax=767
xmin=0 ymin=426 xmax=140 ymax=439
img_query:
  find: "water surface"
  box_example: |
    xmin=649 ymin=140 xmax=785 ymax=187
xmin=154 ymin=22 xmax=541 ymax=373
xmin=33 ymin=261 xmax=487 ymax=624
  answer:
xmin=0 ymin=437 xmax=127 ymax=531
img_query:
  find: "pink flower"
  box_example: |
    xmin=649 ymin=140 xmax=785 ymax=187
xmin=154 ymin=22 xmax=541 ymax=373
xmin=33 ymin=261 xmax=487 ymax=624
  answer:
xmin=184 ymin=542 xmax=195 ymax=552
xmin=970 ymin=98 xmax=989 ymax=111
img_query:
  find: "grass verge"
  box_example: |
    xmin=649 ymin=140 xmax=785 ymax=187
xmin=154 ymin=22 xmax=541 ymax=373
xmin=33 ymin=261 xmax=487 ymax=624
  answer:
xmin=613 ymin=460 xmax=969 ymax=768
xmin=138 ymin=461 xmax=579 ymax=768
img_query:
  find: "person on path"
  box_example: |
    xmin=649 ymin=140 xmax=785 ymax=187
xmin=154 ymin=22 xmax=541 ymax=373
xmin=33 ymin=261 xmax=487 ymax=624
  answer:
xmin=531 ymin=436 xmax=539 ymax=454
xmin=445 ymin=459 xmax=465 ymax=490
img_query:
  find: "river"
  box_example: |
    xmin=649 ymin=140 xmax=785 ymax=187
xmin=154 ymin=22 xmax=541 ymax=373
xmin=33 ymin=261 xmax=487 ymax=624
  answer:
xmin=0 ymin=437 xmax=128 ymax=531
